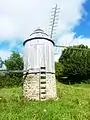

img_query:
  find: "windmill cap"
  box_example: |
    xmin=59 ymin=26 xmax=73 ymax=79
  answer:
xmin=34 ymin=28 xmax=44 ymax=32
xmin=30 ymin=28 xmax=49 ymax=37
xmin=23 ymin=29 xmax=55 ymax=46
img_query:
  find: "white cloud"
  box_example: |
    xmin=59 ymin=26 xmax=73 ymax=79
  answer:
xmin=0 ymin=0 xmax=86 ymax=39
xmin=0 ymin=16 xmax=17 ymax=39
xmin=57 ymin=32 xmax=90 ymax=47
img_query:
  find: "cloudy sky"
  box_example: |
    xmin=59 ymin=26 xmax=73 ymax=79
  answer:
xmin=0 ymin=0 xmax=90 ymax=60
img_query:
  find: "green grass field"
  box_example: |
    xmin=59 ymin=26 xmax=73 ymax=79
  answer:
xmin=0 ymin=82 xmax=90 ymax=120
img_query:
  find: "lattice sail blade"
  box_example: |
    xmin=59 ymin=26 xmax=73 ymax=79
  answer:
xmin=48 ymin=4 xmax=60 ymax=39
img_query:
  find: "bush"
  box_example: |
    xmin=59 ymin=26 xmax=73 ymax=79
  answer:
xmin=0 ymin=75 xmax=23 ymax=88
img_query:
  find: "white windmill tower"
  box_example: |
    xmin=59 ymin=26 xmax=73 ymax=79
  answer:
xmin=23 ymin=5 xmax=60 ymax=100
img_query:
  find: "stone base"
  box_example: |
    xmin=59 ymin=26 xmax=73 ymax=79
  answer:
xmin=23 ymin=73 xmax=57 ymax=100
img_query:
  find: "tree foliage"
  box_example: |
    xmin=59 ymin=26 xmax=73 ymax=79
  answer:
xmin=5 ymin=51 xmax=24 ymax=77
xmin=55 ymin=62 xmax=64 ymax=80
xmin=5 ymin=51 xmax=23 ymax=71
xmin=0 ymin=51 xmax=24 ymax=87
xmin=56 ymin=44 xmax=90 ymax=84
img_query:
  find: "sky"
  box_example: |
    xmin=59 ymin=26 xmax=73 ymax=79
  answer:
xmin=0 ymin=0 xmax=90 ymax=61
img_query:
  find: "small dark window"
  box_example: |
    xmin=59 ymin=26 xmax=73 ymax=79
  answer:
xmin=41 ymin=91 xmax=46 ymax=94
xmin=41 ymin=76 xmax=46 ymax=79
xmin=41 ymin=86 xmax=46 ymax=89
xmin=41 ymin=81 xmax=46 ymax=84
xmin=40 ymin=67 xmax=46 ymax=69
xmin=41 ymin=72 xmax=46 ymax=74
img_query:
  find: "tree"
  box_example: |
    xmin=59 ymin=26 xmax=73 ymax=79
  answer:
xmin=58 ymin=44 xmax=90 ymax=84
xmin=4 ymin=51 xmax=24 ymax=86
xmin=55 ymin=62 xmax=64 ymax=80
xmin=5 ymin=51 xmax=23 ymax=71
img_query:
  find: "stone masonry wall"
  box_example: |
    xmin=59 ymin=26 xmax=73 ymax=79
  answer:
xmin=23 ymin=74 xmax=40 ymax=100
xmin=23 ymin=73 xmax=57 ymax=100
xmin=46 ymin=74 xmax=57 ymax=99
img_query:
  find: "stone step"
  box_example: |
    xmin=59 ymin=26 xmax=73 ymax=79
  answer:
xmin=40 ymin=74 xmax=46 ymax=77
xmin=40 ymin=69 xmax=46 ymax=72
xmin=40 ymin=97 xmax=46 ymax=100
xmin=40 ymin=84 xmax=46 ymax=88
xmin=40 ymin=89 xmax=46 ymax=93
xmin=40 ymin=78 xmax=46 ymax=81
xmin=40 ymin=94 xmax=46 ymax=98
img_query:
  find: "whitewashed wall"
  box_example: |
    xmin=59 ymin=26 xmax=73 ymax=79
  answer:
xmin=24 ymin=32 xmax=55 ymax=73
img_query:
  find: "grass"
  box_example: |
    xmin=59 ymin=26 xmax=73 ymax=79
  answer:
xmin=0 ymin=82 xmax=90 ymax=120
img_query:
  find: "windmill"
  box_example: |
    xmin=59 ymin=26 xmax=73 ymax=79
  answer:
xmin=0 ymin=4 xmax=89 ymax=101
